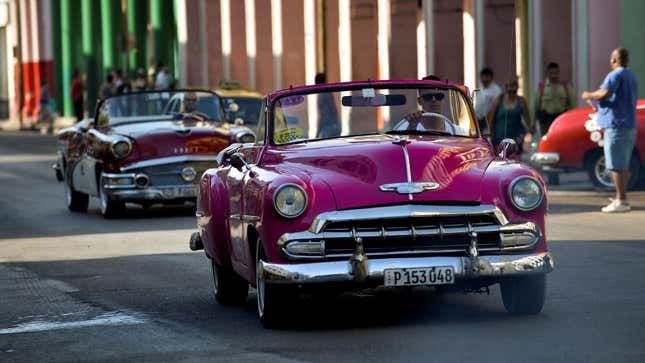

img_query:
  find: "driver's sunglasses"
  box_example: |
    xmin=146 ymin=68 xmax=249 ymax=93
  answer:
xmin=420 ymin=93 xmax=445 ymax=101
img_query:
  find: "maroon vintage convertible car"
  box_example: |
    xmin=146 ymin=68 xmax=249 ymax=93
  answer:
xmin=54 ymin=90 xmax=255 ymax=218
xmin=190 ymin=80 xmax=554 ymax=327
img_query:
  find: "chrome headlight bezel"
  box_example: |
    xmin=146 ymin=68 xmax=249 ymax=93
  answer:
xmin=508 ymin=176 xmax=544 ymax=212
xmin=273 ymin=183 xmax=308 ymax=219
xmin=235 ymin=132 xmax=256 ymax=144
xmin=111 ymin=139 xmax=132 ymax=159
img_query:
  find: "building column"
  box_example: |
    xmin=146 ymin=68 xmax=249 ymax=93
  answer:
xmin=82 ymin=0 xmax=99 ymax=116
xmin=338 ymin=0 xmax=350 ymax=132
xmin=220 ymin=0 xmax=231 ymax=80
xmin=463 ymin=0 xmax=476 ymax=90
xmin=35 ymin=0 xmax=54 ymax=118
xmin=419 ymin=0 xmax=433 ymax=78
xmin=127 ymin=0 xmax=146 ymax=73
xmin=529 ymin=0 xmax=542 ymax=101
xmin=572 ymin=0 xmax=588 ymax=107
xmin=515 ymin=0 xmax=529 ymax=99
xmin=377 ymin=0 xmax=390 ymax=129
xmin=100 ymin=0 xmax=115 ymax=72
xmin=59 ymin=0 xmax=72 ymax=116
xmin=245 ymin=0 xmax=256 ymax=90
xmin=270 ymin=0 xmax=281 ymax=89
xmin=175 ymin=0 xmax=187 ymax=87
xmin=19 ymin=0 xmax=34 ymax=124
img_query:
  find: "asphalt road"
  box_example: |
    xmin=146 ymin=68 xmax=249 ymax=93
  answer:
xmin=1 ymin=132 xmax=644 ymax=363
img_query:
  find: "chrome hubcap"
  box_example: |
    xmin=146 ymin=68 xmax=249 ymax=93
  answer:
xmin=64 ymin=182 xmax=72 ymax=206
xmin=100 ymin=184 xmax=108 ymax=214
xmin=256 ymin=251 xmax=265 ymax=317
xmin=594 ymin=156 xmax=614 ymax=188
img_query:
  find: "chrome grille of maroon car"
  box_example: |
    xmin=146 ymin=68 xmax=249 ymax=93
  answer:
xmin=137 ymin=161 xmax=213 ymax=186
xmin=321 ymin=214 xmax=501 ymax=258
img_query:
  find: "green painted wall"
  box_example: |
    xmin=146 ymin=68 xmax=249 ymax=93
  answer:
xmin=621 ymin=0 xmax=645 ymax=91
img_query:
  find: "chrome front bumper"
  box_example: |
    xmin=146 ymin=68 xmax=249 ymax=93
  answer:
xmin=530 ymin=152 xmax=560 ymax=165
xmin=102 ymin=172 xmax=197 ymax=201
xmin=259 ymin=251 xmax=554 ymax=284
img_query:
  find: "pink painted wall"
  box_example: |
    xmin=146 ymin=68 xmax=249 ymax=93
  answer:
xmin=390 ymin=0 xmax=418 ymax=79
xmin=540 ymin=0 xmax=572 ymax=83
xmin=325 ymin=0 xmax=340 ymax=83
xmin=433 ymin=0 xmax=463 ymax=83
xmin=350 ymin=0 xmax=378 ymax=81
xmin=186 ymin=3 xmax=204 ymax=87
xmin=255 ymin=0 xmax=274 ymax=94
xmin=587 ymin=0 xmax=619 ymax=89
xmin=205 ymin=0 xmax=223 ymax=87
xmin=230 ymin=0 xmax=249 ymax=85
xmin=483 ymin=0 xmax=516 ymax=85
xmin=281 ymin=0 xmax=305 ymax=88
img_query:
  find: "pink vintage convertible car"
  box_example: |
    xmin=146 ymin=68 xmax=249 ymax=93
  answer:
xmin=190 ymin=80 xmax=554 ymax=327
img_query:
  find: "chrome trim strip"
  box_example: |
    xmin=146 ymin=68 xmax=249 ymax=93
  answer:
xmin=309 ymin=204 xmax=510 ymax=234
xmin=120 ymin=155 xmax=219 ymax=172
xmin=230 ymin=214 xmax=260 ymax=222
xmin=259 ymin=251 xmax=554 ymax=284
xmin=103 ymin=184 xmax=198 ymax=200
xmin=401 ymin=143 xmax=413 ymax=201
xmin=530 ymin=152 xmax=560 ymax=164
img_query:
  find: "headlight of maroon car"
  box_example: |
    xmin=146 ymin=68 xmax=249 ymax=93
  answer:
xmin=273 ymin=184 xmax=307 ymax=218
xmin=110 ymin=139 xmax=132 ymax=159
xmin=509 ymin=176 xmax=544 ymax=211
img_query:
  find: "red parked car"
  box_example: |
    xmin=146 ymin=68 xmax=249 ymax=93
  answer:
xmin=54 ymin=90 xmax=256 ymax=218
xmin=190 ymin=80 xmax=554 ymax=327
xmin=532 ymin=100 xmax=644 ymax=189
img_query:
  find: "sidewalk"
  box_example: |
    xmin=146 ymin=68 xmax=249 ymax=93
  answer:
xmin=0 ymin=117 xmax=76 ymax=134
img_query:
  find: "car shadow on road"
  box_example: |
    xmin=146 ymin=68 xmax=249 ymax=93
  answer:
xmin=5 ymin=254 xmax=542 ymax=335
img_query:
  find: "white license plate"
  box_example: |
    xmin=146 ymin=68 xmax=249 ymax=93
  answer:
xmin=162 ymin=186 xmax=197 ymax=198
xmin=384 ymin=266 xmax=455 ymax=287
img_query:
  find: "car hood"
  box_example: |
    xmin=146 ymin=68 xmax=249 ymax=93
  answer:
xmin=110 ymin=120 xmax=244 ymax=159
xmin=262 ymin=134 xmax=495 ymax=210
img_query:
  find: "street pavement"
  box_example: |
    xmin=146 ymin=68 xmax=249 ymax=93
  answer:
xmin=1 ymin=131 xmax=644 ymax=363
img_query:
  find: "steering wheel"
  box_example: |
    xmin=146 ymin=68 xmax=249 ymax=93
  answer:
xmin=183 ymin=111 xmax=210 ymax=121
xmin=392 ymin=112 xmax=456 ymax=134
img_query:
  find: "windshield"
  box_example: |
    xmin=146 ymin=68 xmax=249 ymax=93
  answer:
xmin=223 ymin=97 xmax=262 ymax=126
xmin=96 ymin=90 xmax=223 ymax=127
xmin=271 ymin=86 xmax=476 ymax=144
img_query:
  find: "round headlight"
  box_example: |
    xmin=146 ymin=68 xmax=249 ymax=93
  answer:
xmin=111 ymin=139 xmax=132 ymax=159
xmin=273 ymin=184 xmax=307 ymax=218
xmin=509 ymin=176 xmax=544 ymax=211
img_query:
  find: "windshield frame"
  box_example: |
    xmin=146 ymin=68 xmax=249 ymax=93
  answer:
xmin=267 ymin=83 xmax=478 ymax=146
xmin=93 ymin=89 xmax=226 ymax=128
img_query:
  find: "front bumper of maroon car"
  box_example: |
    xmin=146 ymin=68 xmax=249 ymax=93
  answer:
xmin=260 ymin=204 xmax=554 ymax=285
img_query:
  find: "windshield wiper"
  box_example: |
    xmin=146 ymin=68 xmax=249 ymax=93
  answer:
xmin=385 ymin=129 xmax=453 ymax=136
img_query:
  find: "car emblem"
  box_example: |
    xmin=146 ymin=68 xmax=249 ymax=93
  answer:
xmin=379 ymin=182 xmax=440 ymax=194
xmin=181 ymin=166 xmax=197 ymax=182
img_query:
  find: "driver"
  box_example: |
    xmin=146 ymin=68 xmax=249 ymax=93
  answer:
xmin=397 ymin=88 xmax=452 ymax=131
xmin=174 ymin=92 xmax=208 ymax=121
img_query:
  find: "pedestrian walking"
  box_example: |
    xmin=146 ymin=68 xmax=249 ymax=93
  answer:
xmin=475 ymin=68 xmax=502 ymax=134
xmin=534 ymin=62 xmax=575 ymax=135
xmin=488 ymin=78 xmax=532 ymax=152
xmin=71 ymin=69 xmax=84 ymax=122
xmin=582 ymin=48 xmax=639 ymax=213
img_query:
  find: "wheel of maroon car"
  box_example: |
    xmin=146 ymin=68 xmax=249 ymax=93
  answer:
xmin=500 ymin=275 xmax=546 ymax=315
xmin=99 ymin=179 xmax=125 ymax=219
xmin=64 ymin=179 xmax=89 ymax=212
xmin=586 ymin=150 xmax=640 ymax=190
xmin=256 ymin=239 xmax=291 ymax=328
xmin=211 ymin=259 xmax=248 ymax=305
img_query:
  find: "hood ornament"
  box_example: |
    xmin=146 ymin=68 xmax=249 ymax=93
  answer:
xmin=380 ymin=182 xmax=440 ymax=194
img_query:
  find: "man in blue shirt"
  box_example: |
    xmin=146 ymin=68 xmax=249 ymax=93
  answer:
xmin=582 ymin=48 xmax=638 ymax=213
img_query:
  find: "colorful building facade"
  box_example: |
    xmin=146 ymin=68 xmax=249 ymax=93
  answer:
xmin=1 ymin=0 xmax=643 ymax=128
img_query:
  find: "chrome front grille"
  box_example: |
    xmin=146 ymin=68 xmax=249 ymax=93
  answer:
xmin=138 ymin=161 xmax=213 ymax=186
xmin=277 ymin=205 xmax=541 ymax=260
xmin=321 ymin=215 xmax=501 ymax=257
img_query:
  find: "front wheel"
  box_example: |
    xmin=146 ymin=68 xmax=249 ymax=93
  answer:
xmin=211 ymin=259 xmax=248 ymax=305
xmin=99 ymin=179 xmax=125 ymax=218
xmin=500 ymin=275 xmax=546 ymax=315
xmin=256 ymin=239 xmax=293 ymax=328
xmin=586 ymin=150 xmax=640 ymax=190
xmin=65 ymin=180 xmax=89 ymax=212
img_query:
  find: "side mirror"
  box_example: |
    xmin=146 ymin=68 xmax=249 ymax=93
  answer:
xmin=498 ymin=138 xmax=518 ymax=159
xmin=229 ymin=152 xmax=246 ymax=171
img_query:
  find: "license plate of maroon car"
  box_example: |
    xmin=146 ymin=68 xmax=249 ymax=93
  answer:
xmin=384 ymin=266 xmax=455 ymax=287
